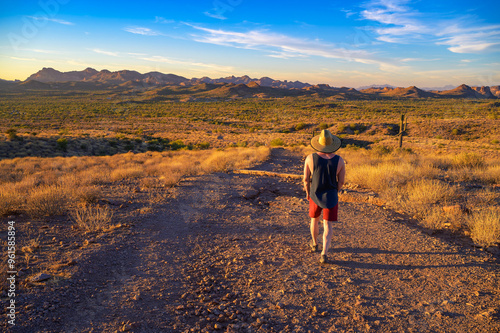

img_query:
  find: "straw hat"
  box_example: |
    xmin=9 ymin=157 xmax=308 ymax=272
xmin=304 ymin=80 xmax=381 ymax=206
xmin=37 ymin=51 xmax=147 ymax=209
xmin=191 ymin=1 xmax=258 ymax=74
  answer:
xmin=310 ymin=129 xmax=342 ymax=153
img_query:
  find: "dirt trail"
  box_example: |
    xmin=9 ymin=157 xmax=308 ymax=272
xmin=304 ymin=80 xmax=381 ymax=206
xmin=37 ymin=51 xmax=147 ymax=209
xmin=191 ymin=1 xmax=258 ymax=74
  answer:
xmin=10 ymin=148 xmax=500 ymax=332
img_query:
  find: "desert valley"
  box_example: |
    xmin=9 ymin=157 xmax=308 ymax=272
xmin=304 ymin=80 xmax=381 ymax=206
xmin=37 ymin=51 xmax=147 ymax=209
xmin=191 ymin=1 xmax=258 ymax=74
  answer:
xmin=1 ymin=68 xmax=499 ymax=332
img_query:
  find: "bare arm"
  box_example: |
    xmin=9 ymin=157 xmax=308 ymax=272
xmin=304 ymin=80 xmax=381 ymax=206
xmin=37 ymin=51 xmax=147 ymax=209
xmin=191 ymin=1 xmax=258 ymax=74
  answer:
xmin=337 ymin=157 xmax=345 ymax=191
xmin=303 ymin=154 xmax=312 ymax=199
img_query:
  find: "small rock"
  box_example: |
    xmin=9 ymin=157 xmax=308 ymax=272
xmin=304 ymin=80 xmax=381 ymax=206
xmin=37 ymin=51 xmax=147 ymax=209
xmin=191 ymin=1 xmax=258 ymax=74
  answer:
xmin=486 ymin=246 xmax=500 ymax=255
xmin=31 ymin=273 xmax=51 ymax=282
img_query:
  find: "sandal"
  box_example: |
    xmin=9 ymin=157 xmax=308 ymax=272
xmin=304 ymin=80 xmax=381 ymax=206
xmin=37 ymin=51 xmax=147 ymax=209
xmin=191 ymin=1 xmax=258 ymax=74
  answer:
xmin=309 ymin=243 xmax=318 ymax=253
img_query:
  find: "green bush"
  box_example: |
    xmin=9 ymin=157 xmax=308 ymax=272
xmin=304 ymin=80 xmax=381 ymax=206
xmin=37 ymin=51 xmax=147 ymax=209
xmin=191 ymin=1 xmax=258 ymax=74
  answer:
xmin=319 ymin=123 xmax=329 ymax=130
xmin=270 ymin=138 xmax=285 ymax=146
xmin=57 ymin=138 xmax=68 ymax=151
xmin=373 ymin=145 xmax=392 ymax=156
xmin=6 ymin=128 xmax=17 ymax=140
xmin=196 ymin=142 xmax=210 ymax=149
xmin=295 ymin=122 xmax=306 ymax=131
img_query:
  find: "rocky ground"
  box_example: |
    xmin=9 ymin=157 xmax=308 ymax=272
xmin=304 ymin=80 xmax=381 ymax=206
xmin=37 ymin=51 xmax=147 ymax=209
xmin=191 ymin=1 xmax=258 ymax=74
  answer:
xmin=2 ymin=148 xmax=500 ymax=332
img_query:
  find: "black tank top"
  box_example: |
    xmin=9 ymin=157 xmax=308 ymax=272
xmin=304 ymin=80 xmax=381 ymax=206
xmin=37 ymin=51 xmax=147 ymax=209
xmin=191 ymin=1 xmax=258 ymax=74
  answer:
xmin=310 ymin=153 xmax=339 ymax=209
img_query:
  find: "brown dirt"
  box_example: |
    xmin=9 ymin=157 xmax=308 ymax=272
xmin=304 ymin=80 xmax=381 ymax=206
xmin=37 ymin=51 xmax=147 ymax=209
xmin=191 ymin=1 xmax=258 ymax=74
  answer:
xmin=3 ymin=148 xmax=500 ymax=332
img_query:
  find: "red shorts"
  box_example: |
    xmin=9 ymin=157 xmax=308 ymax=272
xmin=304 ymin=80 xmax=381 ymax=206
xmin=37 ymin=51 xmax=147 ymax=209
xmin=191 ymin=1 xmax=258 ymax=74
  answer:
xmin=309 ymin=199 xmax=338 ymax=221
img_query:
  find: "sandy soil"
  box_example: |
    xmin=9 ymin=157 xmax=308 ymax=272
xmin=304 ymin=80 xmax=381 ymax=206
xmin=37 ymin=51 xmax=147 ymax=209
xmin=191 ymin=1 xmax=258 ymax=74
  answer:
xmin=3 ymin=148 xmax=500 ymax=332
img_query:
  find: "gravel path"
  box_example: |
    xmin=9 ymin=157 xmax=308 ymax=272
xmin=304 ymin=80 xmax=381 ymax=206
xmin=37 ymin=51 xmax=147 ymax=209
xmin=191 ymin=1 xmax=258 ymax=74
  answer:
xmin=8 ymin=148 xmax=500 ymax=332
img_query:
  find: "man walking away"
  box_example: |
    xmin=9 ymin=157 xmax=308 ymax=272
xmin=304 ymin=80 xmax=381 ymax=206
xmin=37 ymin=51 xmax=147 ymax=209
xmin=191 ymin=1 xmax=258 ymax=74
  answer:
xmin=303 ymin=129 xmax=345 ymax=264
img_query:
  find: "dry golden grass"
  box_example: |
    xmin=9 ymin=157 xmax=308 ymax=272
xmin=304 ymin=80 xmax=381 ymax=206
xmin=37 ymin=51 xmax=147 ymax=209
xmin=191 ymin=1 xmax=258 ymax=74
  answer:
xmin=403 ymin=179 xmax=456 ymax=216
xmin=469 ymin=208 xmax=500 ymax=248
xmin=0 ymin=146 xmax=271 ymax=218
xmin=71 ymin=204 xmax=113 ymax=232
xmin=307 ymin=145 xmax=500 ymax=243
xmin=24 ymin=185 xmax=68 ymax=218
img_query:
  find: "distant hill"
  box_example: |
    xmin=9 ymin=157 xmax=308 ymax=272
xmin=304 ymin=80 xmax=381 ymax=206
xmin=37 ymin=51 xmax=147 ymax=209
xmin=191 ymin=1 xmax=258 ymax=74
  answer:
xmin=189 ymin=75 xmax=311 ymax=89
xmin=26 ymin=67 xmax=189 ymax=86
xmin=490 ymin=86 xmax=500 ymax=98
xmin=360 ymin=86 xmax=435 ymax=98
xmin=1 ymin=68 xmax=497 ymax=100
xmin=357 ymin=84 xmax=396 ymax=90
xmin=421 ymin=84 xmax=457 ymax=91
xmin=434 ymin=84 xmax=494 ymax=99
xmin=24 ymin=68 xmax=310 ymax=90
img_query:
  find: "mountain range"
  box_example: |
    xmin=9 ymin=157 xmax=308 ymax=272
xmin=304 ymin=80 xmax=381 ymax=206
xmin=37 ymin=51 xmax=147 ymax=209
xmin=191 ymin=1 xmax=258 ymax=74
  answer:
xmin=2 ymin=67 xmax=498 ymax=100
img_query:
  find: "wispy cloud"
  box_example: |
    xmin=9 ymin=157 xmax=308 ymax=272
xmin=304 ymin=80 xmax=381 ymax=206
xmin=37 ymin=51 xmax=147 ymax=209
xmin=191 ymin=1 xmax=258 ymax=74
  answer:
xmin=187 ymin=24 xmax=401 ymax=71
xmin=436 ymin=27 xmax=500 ymax=53
xmin=27 ymin=16 xmax=74 ymax=25
xmin=154 ymin=16 xmax=174 ymax=24
xmin=21 ymin=49 xmax=60 ymax=54
xmin=140 ymin=55 xmax=234 ymax=73
xmin=203 ymin=11 xmax=227 ymax=20
xmin=124 ymin=27 xmax=163 ymax=36
xmin=360 ymin=0 xmax=500 ymax=54
xmin=91 ymin=49 xmax=119 ymax=57
xmin=400 ymin=57 xmax=440 ymax=62
xmin=10 ymin=56 xmax=37 ymax=61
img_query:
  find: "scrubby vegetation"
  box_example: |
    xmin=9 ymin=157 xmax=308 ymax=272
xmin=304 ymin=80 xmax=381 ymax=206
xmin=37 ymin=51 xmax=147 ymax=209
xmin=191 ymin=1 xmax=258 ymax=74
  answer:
xmin=338 ymin=147 xmax=500 ymax=248
xmin=0 ymin=147 xmax=270 ymax=220
xmin=0 ymin=88 xmax=498 ymax=249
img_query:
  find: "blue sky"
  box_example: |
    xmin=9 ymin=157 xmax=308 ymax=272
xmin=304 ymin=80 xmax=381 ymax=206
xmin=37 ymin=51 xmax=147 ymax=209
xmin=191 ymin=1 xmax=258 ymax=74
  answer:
xmin=1 ymin=0 xmax=499 ymax=87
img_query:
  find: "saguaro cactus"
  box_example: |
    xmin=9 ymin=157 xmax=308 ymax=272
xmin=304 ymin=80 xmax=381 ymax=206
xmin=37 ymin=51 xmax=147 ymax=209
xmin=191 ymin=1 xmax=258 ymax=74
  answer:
xmin=398 ymin=114 xmax=407 ymax=148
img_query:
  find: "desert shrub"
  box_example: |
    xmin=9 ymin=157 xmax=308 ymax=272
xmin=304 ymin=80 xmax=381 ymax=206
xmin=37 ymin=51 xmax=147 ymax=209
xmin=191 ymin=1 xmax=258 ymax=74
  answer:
xmin=319 ymin=123 xmax=329 ymax=130
xmin=109 ymin=166 xmax=143 ymax=181
xmin=169 ymin=139 xmax=186 ymax=150
xmin=406 ymin=179 xmax=455 ymax=206
xmin=344 ymin=144 xmax=361 ymax=151
xmin=452 ymin=152 xmax=484 ymax=169
xmin=270 ymin=138 xmax=285 ymax=146
xmin=469 ymin=208 xmax=500 ymax=247
xmin=372 ymin=145 xmax=392 ymax=156
xmin=160 ymin=172 xmax=183 ymax=187
xmin=6 ymin=128 xmax=18 ymax=140
xmin=0 ymin=184 xmax=22 ymax=216
xmin=196 ymin=142 xmax=210 ymax=149
xmin=420 ymin=207 xmax=446 ymax=230
xmin=294 ymin=122 xmax=306 ymax=131
xmin=25 ymin=185 xmax=68 ymax=218
xmin=348 ymin=163 xmax=410 ymax=193
xmin=72 ymin=186 xmax=101 ymax=204
xmin=337 ymin=124 xmax=346 ymax=133
xmin=477 ymin=165 xmax=500 ymax=184
xmin=57 ymin=137 xmax=68 ymax=151
xmin=71 ymin=204 xmax=113 ymax=231
xmin=237 ymin=141 xmax=248 ymax=147
xmin=200 ymin=146 xmax=270 ymax=173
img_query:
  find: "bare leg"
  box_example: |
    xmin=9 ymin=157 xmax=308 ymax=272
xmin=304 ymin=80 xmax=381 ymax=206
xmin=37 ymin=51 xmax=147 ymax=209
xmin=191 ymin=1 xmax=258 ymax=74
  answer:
xmin=310 ymin=217 xmax=321 ymax=246
xmin=321 ymin=220 xmax=334 ymax=255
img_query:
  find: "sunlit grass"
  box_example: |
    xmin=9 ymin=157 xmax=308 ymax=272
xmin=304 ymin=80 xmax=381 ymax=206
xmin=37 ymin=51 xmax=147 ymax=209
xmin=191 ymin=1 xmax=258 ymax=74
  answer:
xmin=0 ymin=146 xmax=271 ymax=218
xmin=469 ymin=208 xmax=500 ymax=248
xmin=311 ymin=145 xmax=500 ymax=245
